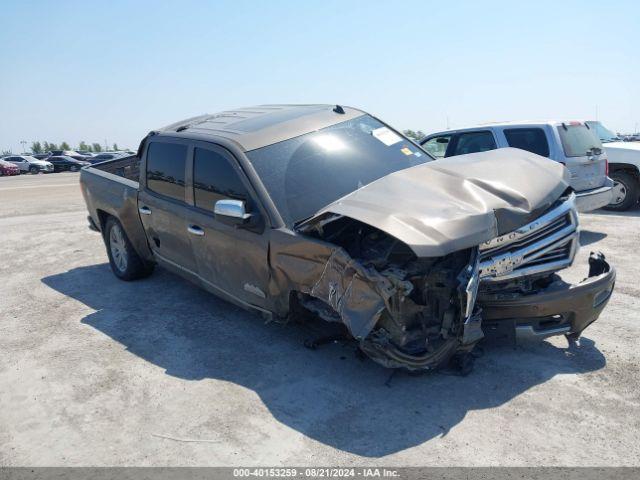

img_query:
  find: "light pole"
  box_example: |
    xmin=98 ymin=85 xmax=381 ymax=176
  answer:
xmin=20 ymin=140 xmax=27 ymax=153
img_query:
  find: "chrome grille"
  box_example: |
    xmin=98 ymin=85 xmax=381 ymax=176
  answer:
xmin=479 ymin=194 xmax=579 ymax=282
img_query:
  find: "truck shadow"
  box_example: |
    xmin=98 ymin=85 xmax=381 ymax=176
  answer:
xmin=580 ymin=229 xmax=607 ymax=246
xmin=42 ymin=263 xmax=606 ymax=458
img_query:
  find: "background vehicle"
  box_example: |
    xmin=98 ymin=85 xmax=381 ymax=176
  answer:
xmin=48 ymin=155 xmax=90 ymax=172
xmin=31 ymin=153 xmax=51 ymax=160
xmin=3 ymin=154 xmax=54 ymax=173
xmin=79 ymin=105 xmax=614 ymax=372
xmin=88 ymin=152 xmax=127 ymax=163
xmin=420 ymin=121 xmax=613 ymax=212
xmin=588 ymin=121 xmax=640 ymax=210
xmin=586 ymin=121 xmax=620 ymax=143
xmin=0 ymin=159 xmax=20 ymax=176
xmin=47 ymin=150 xmax=90 ymax=161
xmin=587 ymin=121 xmax=640 ymax=211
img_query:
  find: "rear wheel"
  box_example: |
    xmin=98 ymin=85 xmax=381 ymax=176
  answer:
xmin=70 ymin=165 xmax=79 ymax=172
xmin=604 ymin=171 xmax=639 ymax=211
xmin=104 ymin=217 xmax=154 ymax=280
xmin=29 ymin=165 xmax=39 ymax=174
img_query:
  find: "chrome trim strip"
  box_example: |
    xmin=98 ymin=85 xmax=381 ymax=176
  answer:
xmin=515 ymin=325 xmax=571 ymax=340
xmin=479 ymin=195 xmax=579 ymax=282
xmin=480 ymin=194 xmax=576 ymax=253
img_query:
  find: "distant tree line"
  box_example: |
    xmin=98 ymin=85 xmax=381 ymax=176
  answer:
xmin=29 ymin=141 xmax=121 ymax=154
xmin=402 ymin=130 xmax=426 ymax=142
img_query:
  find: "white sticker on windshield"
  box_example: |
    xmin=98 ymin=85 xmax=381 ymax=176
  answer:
xmin=371 ymin=127 xmax=402 ymax=146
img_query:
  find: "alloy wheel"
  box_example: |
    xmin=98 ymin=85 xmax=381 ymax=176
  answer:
xmin=109 ymin=224 xmax=128 ymax=272
xmin=611 ymin=180 xmax=628 ymax=205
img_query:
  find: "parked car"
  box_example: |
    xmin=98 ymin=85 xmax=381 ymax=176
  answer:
xmin=31 ymin=153 xmax=52 ymax=160
xmin=420 ymin=121 xmax=614 ymax=213
xmin=48 ymin=155 xmax=90 ymax=172
xmin=79 ymin=105 xmax=615 ymax=372
xmin=3 ymin=155 xmax=54 ymax=174
xmin=89 ymin=152 xmax=127 ymax=163
xmin=587 ymin=121 xmax=640 ymax=210
xmin=0 ymin=159 xmax=21 ymax=176
xmin=47 ymin=150 xmax=90 ymax=161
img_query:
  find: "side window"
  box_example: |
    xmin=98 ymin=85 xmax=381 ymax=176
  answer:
xmin=450 ymin=131 xmax=497 ymax=156
xmin=146 ymin=142 xmax=187 ymax=202
xmin=421 ymin=135 xmax=451 ymax=158
xmin=193 ymin=147 xmax=251 ymax=212
xmin=504 ymin=128 xmax=550 ymax=157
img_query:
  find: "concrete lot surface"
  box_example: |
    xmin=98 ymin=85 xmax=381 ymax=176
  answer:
xmin=1 ymin=172 xmax=639 ymax=466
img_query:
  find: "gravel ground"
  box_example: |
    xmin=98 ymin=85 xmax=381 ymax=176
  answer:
xmin=1 ymin=172 xmax=639 ymax=466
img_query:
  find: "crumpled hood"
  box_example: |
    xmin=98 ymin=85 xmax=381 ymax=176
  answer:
xmin=303 ymin=147 xmax=571 ymax=257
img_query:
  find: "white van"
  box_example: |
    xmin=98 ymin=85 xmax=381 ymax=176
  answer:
xmin=420 ymin=121 xmax=613 ymax=212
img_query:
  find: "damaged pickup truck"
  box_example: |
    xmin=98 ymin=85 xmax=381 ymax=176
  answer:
xmin=79 ymin=104 xmax=616 ymax=371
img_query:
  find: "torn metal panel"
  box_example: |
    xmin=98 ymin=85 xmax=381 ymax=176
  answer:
xmin=300 ymin=148 xmax=571 ymax=258
xmin=269 ymin=231 xmax=395 ymax=339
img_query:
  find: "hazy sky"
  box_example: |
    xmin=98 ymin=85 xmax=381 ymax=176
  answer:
xmin=1 ymin=0 xmax=638 ymax=152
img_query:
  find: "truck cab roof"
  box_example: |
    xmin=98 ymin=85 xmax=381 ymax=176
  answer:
xmin=154 ymin=104 xmax=365 ymax=152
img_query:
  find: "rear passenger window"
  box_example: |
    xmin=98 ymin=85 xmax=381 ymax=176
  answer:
xmin=450 ymin=131 xmax=496 ymax=156
xmin=146 ymin=142 xmax=187 ymax=201
xmin=504 ymin=128 xmax=550 ymax=157
xmin=193 ymin=147 xmax=250 ymax=212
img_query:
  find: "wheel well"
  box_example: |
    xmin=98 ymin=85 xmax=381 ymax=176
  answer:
xmin=95 ymin=210 xmax=112 ymax=234
xmin=609 ymin=163 xmax=640 ymax=179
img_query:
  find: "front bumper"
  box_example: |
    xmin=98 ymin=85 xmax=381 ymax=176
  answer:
xmin=478 ymin=252 xmax=615 ymax=343
xmin=575 ymin=177 xmax=614 ymax=212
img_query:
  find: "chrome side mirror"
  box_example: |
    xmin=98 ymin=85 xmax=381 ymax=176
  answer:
xmin=214 ymin=199 xmax=252 ymax=223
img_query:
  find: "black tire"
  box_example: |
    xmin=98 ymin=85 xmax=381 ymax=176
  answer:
xmin=70 ymin=165 xmax=79 ymax=172
xmin=104 ymin=217 xmax=154 ymax=281
xmin=604 ymin=171 xmax=639 ymax=211
xmin=29 ymin=166 xmax=39 ymax=174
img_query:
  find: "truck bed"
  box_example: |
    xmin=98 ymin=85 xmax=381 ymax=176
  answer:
xmin=79 ymin=155 xmax=153 ymax=262
xmin=91 ymin=155 xmax=140 ymax=182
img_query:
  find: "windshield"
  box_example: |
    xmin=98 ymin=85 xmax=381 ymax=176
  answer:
xmin=557 ymin=124 xmax=603 ymax=157
xmin=23 ymin=156 xmax=38 ymax=162
xmin=586 ymin=121 xmax=618 ymax=143
xmin=246 ymin=115 xmax=432 ymax=227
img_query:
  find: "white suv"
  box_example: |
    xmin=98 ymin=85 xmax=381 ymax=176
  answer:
xmin=420 ymin=121 xmax=614 ymax=212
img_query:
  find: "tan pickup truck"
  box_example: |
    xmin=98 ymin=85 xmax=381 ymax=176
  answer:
xmin=79 ymin=104 xmax=615 ymax=371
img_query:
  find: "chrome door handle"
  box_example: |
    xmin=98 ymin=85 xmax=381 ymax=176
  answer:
xmin=188 ymin=225 xmax=205 ymax=236
xmin=139 ymin=206 xmax=152 ymax=215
